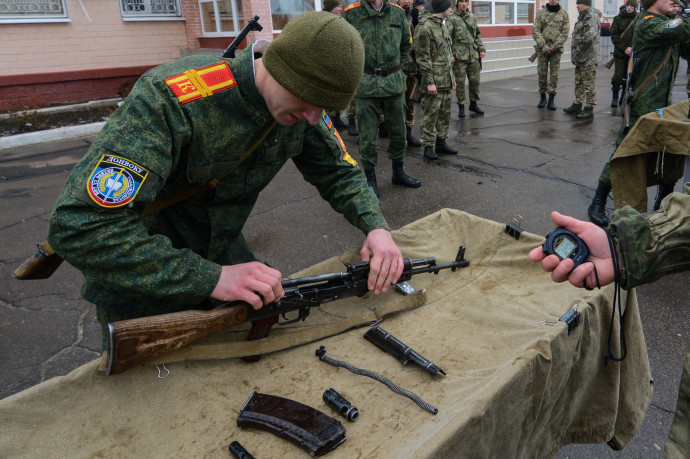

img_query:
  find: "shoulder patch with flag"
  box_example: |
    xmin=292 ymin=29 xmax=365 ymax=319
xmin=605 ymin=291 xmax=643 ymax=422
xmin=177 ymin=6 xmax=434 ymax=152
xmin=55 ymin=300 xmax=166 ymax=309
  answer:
xmin=344 ymin=2 xmax=360 ymax=11
xmin=164 ymin=62 xmax=237 ymax=104
xmin=322 ymin=113 xmax=356 ymax=167
xmin=87 ymin=155 xmax=149 ymax=208
xmin=667 ymin=18 xmax=681 ymax=28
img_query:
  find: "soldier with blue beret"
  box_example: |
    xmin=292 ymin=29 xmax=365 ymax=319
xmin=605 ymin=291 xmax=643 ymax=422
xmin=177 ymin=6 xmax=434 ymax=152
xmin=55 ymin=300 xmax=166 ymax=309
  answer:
xmin=47 ymin=12 xmax=405 ymax=345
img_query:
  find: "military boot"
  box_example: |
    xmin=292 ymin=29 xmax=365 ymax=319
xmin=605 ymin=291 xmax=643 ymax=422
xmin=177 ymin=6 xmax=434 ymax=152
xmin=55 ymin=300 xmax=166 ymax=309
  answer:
xmin=364 ymin=168 xmax=379 ymax=197
xmin=653 ymin=183 xmax=676 ymax=210
xmin=547 ymin=94 xmax=556 ymax=111
xmin=392 ymin=162 xmax=421 ymax=187
xmin=611 ymin=90 xmax=619 ymax=108
xmin=576 ymin=107 xmax=594 ymax=119
xmin=563 ymin=103 xmax=582 ymax=115
xmin=378 ymin=123 xmax=388 ymax=138
xmin=538 ymin=93 xmax=547 ymax=108
xmin=423 ymin=146 xmax=438 ymax=160
xmin=435 ymin=138 xmax=458 ymax=155
xmin=587 ymin=183 xmax=611 ymax=227
xmin=347 ymin=118 xmax=359 ymax=136
xmin=469 ymin=101 xmax=484 ymax=115
xmin=458 ymin=104 xmax=465 ymax=118
xmin=332 ymin=115 xmax=347 ymax=130
xmin=406 ymin=127 xmax=422 ymax=147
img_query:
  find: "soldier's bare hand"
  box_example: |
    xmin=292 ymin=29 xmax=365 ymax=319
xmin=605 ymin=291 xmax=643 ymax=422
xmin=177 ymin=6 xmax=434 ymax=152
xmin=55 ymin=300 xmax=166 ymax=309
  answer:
xmin=427 ymin=84 xmax=438 ymax=95
xmin=360 ymin=229 xmax=403 ymax=295
xmin=210 ymin=262 xmax=284 ymax=310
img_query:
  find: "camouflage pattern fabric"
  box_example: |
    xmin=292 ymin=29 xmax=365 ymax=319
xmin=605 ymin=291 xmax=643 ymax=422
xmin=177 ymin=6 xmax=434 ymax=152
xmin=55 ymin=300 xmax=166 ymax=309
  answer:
xmin=537 ymin=52 xmax=562 ymax=95
xmin=533 ymin=3 xmax=569 ymax=95
xmin=598 ymin=14 xmax=690 ymax=187
xmin=532 ymin=4 xmax=569 ymax=55
xmin=609 ymin=10 xmax=637 ymax=91
xmin=609 ymin=182 xmax=690 ymax=458
xmin=571 ymin=7 xmax=602 ymax=67
xmin=574 ymin=64 xmax=597 ymax=107
xmin=447 ymin=9 xmax=485 ymax=104
xmin=355 ymin=94 xmax=407 ymax=169
xmin=345 ymin=0 xmax=412 ymax=167
xmin=404 ymin=76 xmax=418 ymax=127
xmin=420 ymin=91 xmax=452 ymax=145
xmin=47 ymin=48 xmax=388 ymax=341
xmin=611 ymin=56 xmax=629 ymax=92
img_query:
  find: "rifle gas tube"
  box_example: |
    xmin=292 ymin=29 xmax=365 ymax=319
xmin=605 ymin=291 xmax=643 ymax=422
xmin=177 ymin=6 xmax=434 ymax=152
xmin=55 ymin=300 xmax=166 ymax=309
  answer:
xmin=105 ymin=246 xmax=470 ymax=375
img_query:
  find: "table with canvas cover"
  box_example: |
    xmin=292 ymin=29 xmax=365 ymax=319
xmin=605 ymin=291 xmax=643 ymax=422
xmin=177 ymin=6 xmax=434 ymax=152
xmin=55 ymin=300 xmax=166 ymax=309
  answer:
xmin=611 ymin=100 xmax=690 ymax=211
xmin=0 ymin=210 xmax=652 ymax=458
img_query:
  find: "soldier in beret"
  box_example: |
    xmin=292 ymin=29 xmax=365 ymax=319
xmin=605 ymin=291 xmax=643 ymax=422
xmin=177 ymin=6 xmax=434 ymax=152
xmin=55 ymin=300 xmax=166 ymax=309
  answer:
xmin=47 ymin=12 xmax=405 ymax=345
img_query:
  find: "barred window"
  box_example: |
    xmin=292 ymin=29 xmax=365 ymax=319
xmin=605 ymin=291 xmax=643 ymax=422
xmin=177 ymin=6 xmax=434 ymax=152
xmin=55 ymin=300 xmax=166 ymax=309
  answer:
xmin=0 ymin=0 xmax=68 ymax=22
xmin=120 ymin=0 xmax=183 ymax=19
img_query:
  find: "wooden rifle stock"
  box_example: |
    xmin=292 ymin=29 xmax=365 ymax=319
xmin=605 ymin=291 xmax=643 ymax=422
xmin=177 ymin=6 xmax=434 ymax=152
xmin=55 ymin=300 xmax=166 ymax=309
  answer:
xmin=528 ymin=51 xmax=538 ymax=63
xmin=605 ymin=57 xmax=615 ymax=69
xmin=13 ymin=241 xmax=64 ymax=280
xmin=409 ymin=72 xmax=421 ymax=101
xmin=105 ymin=302 xmax=250 ymax=375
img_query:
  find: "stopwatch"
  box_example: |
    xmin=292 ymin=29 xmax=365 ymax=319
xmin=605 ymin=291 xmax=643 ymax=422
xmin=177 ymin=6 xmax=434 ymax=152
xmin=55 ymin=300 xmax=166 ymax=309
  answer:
xmin=542 ymin=227 xmax=590 ymax=268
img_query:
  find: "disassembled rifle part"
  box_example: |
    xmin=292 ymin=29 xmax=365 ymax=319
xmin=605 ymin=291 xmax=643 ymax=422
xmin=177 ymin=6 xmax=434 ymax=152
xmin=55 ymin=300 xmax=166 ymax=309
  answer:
xmin=323 ymin=388 xmax=359 ymax=422
xmin=228 ymin=440 xmax=255 ymax=459
xmin=315 ymin=345 xmax=438 ymax=415
xmin=364 ymin=326 xmax=445 ymax=376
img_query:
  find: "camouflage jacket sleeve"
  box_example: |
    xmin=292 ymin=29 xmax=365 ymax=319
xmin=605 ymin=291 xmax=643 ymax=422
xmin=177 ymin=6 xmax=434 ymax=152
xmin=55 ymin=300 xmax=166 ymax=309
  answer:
xmin=47 ymin=74 xmax=221 ymax=306
xmin=532 ymin=9 xmax=547 ymax=51
xmin=471 ymin=14 xmax=486 ymax=54
xmin=609 ymin=183 xmax=690 ymax=289
xmin=293 ymin=115 xmax=389 ymax=234
xmin=554 ymin=10 xmax=570 ymax=50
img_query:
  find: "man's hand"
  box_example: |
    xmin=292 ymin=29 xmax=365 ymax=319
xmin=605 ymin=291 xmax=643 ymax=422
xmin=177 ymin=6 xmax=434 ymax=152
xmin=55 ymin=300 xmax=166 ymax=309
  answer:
xmin=625 ymin=46 xmax=632 ymax=56
xmin=528 ymin=211 xmax=617 ymax=288
xmin=479 ymin=51 xmax=486 ymax=59
xmin=210 ymin=262 xmax=284 ymax=310
xmin=360 ymin=228 xmax=403 ymax=294
xmin=427 ymin=84 xmax=438 ymax=95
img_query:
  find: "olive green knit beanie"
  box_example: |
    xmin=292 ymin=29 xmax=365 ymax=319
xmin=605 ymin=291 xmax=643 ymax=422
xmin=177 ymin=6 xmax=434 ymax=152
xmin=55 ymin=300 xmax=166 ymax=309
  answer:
xmin=641 ymin=0 xmax=655 ymax=9
xmin=263 ymin=11 xmax=364 ymax=112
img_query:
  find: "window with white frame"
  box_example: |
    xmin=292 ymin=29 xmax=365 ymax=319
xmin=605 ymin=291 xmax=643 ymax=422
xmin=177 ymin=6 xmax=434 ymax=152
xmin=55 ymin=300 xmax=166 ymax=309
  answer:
xmin=200 ymin=0 xmax=244 ymax=35
xmin=0 ymin=0 xmax=68 ymax=22
xmin=271 ymin=0 xmax=314 ymax=31
xmin=473 ymin=0 xmax=535 ymax=25
xmin=121 ymin=0 xmax=182 ymax=19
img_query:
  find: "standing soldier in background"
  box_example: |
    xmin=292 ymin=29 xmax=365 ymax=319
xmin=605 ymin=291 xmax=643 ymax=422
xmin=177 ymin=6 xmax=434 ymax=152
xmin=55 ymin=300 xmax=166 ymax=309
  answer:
xmin=609 ymin=0 xmax=638 ymax=108
xmin=323 ymin=0 xmax=350 ymax=130
xmin=414 ymin=0 xmax=456 ymax=160
xmin=345 ymin=0 xmax=421 ymax=197
xmin=587 ymin=0 xmax=690 ymax=226
xmin=563 ymin=0 xmax=602 ymax=120
xmin=447 ymin=0 xmax=486 ymax=118
xmin=532 ymin=0 xmax=570 ymax=110
xmin=399 ymin=0 xmax=423 ymax=148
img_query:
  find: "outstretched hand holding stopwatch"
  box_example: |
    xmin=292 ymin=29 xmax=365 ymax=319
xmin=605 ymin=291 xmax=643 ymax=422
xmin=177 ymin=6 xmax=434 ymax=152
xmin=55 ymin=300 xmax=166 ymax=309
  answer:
xmin=529 ymin=211 xmax=617 ymax=289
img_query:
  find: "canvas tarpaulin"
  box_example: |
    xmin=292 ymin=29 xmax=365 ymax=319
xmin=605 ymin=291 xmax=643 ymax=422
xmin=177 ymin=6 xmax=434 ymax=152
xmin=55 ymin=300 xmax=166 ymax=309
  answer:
xmin=611 ymin=99 xmax=690 ymax=211
xmin=0 ymin=209 xmax=652 ymax=458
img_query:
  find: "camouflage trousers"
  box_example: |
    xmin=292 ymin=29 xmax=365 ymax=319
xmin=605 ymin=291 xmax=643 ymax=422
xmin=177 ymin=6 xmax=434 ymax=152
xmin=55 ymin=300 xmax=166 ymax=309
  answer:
xmin=326 ymin=98 xmax=357 ymax=122
xmin=420 ymin=89 xmax=452 ymax=147
xmin=404 ymin=74 xmax=419 ymax=128
xmin=356 ymin=94 xmax=407 ymax=170
xmin=611 ymin=56 xmax=629 ymax=92
xmin=453 ymin=60 xmax=481 ymax=104
xmin=537 ymin=51 xmax=562 ymax=95
xmin=666 ymin=341 xmax=690 ymax=459
xmin=574 ymin=64 xmax=597 ymax=108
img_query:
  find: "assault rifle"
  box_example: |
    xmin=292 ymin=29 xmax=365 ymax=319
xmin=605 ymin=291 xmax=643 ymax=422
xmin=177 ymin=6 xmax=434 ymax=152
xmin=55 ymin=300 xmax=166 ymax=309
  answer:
xmin=105 ymin=246 xmax=470 ymax=375
xmin=222 ymin=15 xmax=263 ymax=58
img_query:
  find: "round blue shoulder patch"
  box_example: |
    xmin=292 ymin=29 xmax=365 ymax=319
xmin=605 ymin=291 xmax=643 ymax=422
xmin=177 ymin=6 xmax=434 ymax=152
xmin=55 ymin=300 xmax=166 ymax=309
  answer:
xmin=667 ymin=18 xmax=682 ymax=28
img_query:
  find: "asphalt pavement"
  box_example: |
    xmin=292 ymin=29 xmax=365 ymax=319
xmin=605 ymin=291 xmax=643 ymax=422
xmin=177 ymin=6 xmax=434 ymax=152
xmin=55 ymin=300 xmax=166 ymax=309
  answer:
xmin=1 ymin=67 xmax=689 ymax=458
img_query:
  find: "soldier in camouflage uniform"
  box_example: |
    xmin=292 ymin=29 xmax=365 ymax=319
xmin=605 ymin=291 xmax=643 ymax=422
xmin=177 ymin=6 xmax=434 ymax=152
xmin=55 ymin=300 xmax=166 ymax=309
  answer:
xmin=324 ymin=0 xmax=350 ymax=131
xmin=414 ymin=0 xmax=456 ymax=160
xmin=398 ymin=0 xmax=423 ymax=147
xmin=46 ymin=12 xmax=406 ymax=345
xmin=609 ymin=0 xmax=638 ymax=107
xmin=532 ymin=0 xmax=570 ymax=110
xmin=530 ymin=183 xmax=690 ymax=459
xmin=447 ymin=0 xmax=486 ymax=117
xmin=587 ymin=0 xmax=690 ymax=226
xmin=564 ymin=0 xmax=602 ymax=119
xmin=345 ymin=0 xmax=421 ymax=196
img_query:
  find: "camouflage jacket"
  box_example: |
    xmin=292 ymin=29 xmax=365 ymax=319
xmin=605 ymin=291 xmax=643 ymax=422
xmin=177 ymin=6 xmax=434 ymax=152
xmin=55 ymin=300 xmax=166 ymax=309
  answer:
xmin=413 ymin=13 xmax=454 ymax=90
xmin=47 ymin=47 xmax=387 ymax=321
xmin=532 ymin=4 xmax=569 ymax=54
xmin=446 ymin=9 xmax=485 ymax=63
xmin=571 ymin=7 xmax=602 ymax=66
xmin=610 ymin=183 xmax=690 ymax=289
xmin=345 ymin=0 xmax=413 ymax=97
xmin=629 ymin=14 xmax=690 ymax=120
xmin=401 ymin=6 xmax=418 ymax=74
xmin=610 ymin=9 xmax=637 ymax=58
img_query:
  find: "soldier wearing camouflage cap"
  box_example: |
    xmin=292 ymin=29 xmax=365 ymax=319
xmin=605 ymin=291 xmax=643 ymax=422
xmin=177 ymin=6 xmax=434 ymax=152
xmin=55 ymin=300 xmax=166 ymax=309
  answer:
xmin=47 ymin=11 xmax=405 ymax=345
